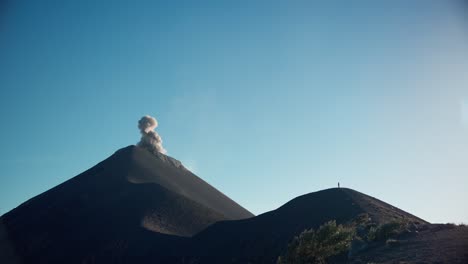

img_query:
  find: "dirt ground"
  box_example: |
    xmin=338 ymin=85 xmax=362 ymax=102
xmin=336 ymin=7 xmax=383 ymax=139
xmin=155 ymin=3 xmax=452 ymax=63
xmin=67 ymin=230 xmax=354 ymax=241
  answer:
xmin=351 ymin=224 xmax=468 ymax=264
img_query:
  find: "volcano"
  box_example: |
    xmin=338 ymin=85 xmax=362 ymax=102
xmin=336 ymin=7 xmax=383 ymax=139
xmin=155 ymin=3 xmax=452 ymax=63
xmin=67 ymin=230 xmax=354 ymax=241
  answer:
xmin=1 ymin=146 xmax=467 ymax=264
xmin=0 ymin=146 xmax=253 ymax=263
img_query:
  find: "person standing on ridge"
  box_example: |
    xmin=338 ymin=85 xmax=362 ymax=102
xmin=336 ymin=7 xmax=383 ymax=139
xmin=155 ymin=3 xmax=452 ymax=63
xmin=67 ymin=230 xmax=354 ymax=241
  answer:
xmin=338 ymin=182 xmax=340 ymax=188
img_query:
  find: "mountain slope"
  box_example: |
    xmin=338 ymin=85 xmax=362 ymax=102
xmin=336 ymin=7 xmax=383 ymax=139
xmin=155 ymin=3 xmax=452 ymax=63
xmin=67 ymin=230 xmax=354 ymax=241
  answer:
xmin=124 ymin=145 xmax=253 ymax=220
xmin=190 ymin=188 xmax=427 ymax=261
xmin=0 ymin=146 xmax=253 ymax=263
xmin=4 ymin=146 xmax=463 ymax=264
xmin=350 ymin=223 xmax=468 ymax=264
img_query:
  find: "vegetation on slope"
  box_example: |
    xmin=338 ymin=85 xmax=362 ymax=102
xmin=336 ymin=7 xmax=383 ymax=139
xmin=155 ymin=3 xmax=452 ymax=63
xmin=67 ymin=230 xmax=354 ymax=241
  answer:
xmin=277 ymin=220 xmax=354 ymax=264
xmin=278 ymin=214 xmax=420 ymax=263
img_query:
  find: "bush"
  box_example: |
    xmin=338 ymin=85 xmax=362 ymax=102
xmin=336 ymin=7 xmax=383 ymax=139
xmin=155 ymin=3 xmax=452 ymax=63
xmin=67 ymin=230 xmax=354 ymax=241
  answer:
xmin=278 ymin=220 xmax=354 ymax=264
xmin=367 ymin=226 xmax=377 ymax=241
xmin=353 ymin=213 xmax=371 ymax=226
xmin=367 ymin=220 xmax=407 ymax=242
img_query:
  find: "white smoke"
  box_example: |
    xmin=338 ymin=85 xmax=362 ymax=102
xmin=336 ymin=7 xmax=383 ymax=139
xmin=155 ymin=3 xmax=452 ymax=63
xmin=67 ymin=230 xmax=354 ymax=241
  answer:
xmin=137 ymin=115 xmax=167 ymax=154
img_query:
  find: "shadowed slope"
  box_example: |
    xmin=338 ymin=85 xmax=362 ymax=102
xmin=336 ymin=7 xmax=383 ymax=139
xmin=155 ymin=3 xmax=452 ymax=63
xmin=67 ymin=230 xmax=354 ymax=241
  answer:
xmin=0 ymin=146 xmax=252 ymax=263
xmin=0 ymin=219 xmax=20 ymax=264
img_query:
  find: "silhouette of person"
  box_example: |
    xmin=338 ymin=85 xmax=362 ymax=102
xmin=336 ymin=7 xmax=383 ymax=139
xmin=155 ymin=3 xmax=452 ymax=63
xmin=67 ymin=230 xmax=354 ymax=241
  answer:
xmin=338 ymin=182 xmax=340 ymax=188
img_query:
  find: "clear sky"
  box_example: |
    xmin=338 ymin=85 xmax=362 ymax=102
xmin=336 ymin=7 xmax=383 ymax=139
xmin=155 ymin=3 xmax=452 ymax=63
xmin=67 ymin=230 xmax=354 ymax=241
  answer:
xmin=1 ymin=0 xmax=467 ymax=223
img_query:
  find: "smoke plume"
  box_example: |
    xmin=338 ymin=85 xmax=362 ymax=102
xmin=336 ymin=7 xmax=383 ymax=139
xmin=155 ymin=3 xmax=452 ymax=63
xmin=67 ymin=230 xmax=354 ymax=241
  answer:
xmin=137 ymin=115 xmax=167 ymax=154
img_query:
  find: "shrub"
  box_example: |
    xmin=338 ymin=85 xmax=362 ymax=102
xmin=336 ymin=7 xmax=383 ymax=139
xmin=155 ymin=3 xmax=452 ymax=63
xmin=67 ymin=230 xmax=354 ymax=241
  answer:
xmin=367 ymin=220 xmax=407 ymax=242
xmin=278 ymin=220 xmax=354 ymax=264
xmin=367 ymin=226 xmax=377 ymax=241
xmin=353 ymin=213 xmax=371 ymax=226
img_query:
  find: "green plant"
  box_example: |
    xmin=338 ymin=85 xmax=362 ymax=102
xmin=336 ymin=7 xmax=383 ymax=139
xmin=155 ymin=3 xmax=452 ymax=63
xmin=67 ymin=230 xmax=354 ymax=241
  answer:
xmin=367 ymin=220 xmax=407 ymax=242
xmin=367 ymin=226 xmax=377 ymax=241
xmin=278 ymin=220 xmax=355 ymax=264
xmin=353 ymin=213 xmax=371 ymax=226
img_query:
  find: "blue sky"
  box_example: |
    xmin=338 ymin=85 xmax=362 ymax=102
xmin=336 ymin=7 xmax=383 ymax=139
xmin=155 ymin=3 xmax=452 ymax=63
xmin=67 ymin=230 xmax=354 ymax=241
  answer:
xmin=1 ymin=0 xmax=467 ymax=223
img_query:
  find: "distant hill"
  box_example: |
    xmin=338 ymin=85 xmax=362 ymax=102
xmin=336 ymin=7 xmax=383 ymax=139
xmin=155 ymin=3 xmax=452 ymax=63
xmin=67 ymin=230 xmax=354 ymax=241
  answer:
xmin=189 ymin=188 xmax=427 ymax=262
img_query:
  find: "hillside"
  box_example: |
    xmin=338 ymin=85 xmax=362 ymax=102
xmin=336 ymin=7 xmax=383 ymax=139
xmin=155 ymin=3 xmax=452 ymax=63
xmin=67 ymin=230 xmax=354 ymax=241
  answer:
xmin=189 ymin=188 xmax=427 ymax=262
xmin=1 ymin=146 xmax=467 ymax=263
xmin=0 ymin=146 xmax=252 ymax=263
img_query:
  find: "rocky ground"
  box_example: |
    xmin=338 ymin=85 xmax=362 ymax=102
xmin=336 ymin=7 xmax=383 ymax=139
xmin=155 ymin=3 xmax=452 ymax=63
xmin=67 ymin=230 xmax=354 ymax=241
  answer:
xmin=348 ymin=224 xmax=468 ymax=264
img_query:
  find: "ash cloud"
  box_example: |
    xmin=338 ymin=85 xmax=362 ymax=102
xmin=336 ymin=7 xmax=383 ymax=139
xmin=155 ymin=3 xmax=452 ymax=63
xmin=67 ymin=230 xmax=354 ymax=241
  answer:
xmin=137 ymin=115 xmax=167 ymax=154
